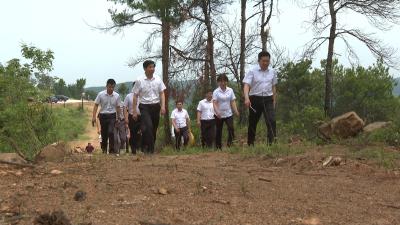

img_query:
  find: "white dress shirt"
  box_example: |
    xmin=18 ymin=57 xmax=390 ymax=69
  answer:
xmin=124 ymin=93 xmax=140 ymax=115
xmin=243 ymin=65 xmax=278 ymax=96
xmin=132 ymin=76 xmax=166 ymax=104
xmin=94 ymin=90 xmax=121 ymax=114
xmin=197 ymin=99 xmax=215 ymax=120
xmin=212 ymin=87 xmax=236 ymax=118
xmin=171 ymin=108 xmax=190 ymax=128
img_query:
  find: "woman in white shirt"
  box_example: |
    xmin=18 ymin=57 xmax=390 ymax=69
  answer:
xmin=171 ymin=99 xmax=191 ymax=150
xmin=213 ymin=74 xmax=239 ymax=149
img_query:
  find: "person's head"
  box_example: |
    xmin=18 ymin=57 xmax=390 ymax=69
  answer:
xmin=176 ymin=99 xmax=184 ymax=110
xmin=205 ymin=89 xmax=213 ymax=101
xmin=88 ymin=143 xmax=92 ymax=146
xmin=217 ymin=74 xmax=229 ymax=89
xmin=258 ymin=51 xmax=271 ymax=70
xmin=106 ymin=79 xmax=116 ymax=94
xmin=143 ymin=60 xmax=156 ymax=76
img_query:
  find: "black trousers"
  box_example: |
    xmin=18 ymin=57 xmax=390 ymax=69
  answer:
xmin=215 ymin=116 xmax=234 ymax=149
xmin=139 ymin=103 xmax=160 ymax=154
xmin=99 ymin=113 xmax=116 ymax=154
xmin=128 ymin=114 xmax=141 ymax=154
xmin=174 ymin=126 xmax=189 ymax=150
xmin=248 ymin=95 xmax=276 ymax=145
xmin=200 ymin=119 xmax=216 ymax=148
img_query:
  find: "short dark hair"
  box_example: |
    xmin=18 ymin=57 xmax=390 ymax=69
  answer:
xmin=176 ymin=99 xmax=184 ymax=104
xmin=132 ymin=81 xmax=136 ymax=88
xmin=258 ymin=51 xmax=271 ymax=61
xmin=106 ymin=79 xmax=116 ymax=86
xmin=217 ymin=74 xmax=229 ymax=82
xmin=205 ymin=89 xmax=213 ymax=94
xmin=143 ymin=60 xmax=156 ymax=69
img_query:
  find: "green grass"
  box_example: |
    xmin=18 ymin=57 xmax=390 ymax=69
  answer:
xmin=0 ymin=106 xmax=87 ymax=155
xmin=346 ymin=146 xmax=400 ymax=169
xmin=52 ymin=107 xmax=87 ymax=142
xmin=160 ymin=142 xmax=310 ymax=159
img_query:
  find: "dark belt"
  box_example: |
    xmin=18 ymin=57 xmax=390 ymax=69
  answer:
xmin=250 ymin=95 xmax=273 ymax=99
xmin=99 ymin=113 xmax=116 ymax=119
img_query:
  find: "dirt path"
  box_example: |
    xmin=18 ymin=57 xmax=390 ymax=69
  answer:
xmin=68 ymin=102 xmax=102 ymax=152
xmin=0 ymin=152 xmax=400 ymax=225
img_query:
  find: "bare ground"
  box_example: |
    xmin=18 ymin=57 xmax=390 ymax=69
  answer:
xmin=1 ymin=103 xmax=399 ymax=225
xmin=1 ymin=150 xmax=400 ymax=225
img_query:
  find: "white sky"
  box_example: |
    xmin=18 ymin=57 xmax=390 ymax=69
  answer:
xmin=1 ymin=0 xmax=399 ymax=87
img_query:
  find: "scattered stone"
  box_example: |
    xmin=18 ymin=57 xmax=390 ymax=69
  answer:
xmin=74 ymin=191 xmax=87 ymax=202
xmin=323 ymin=156 xmax=343 ymax=167
xmin=301 ymin=217 xmax=321 ymax=225
xmin=322 ymin=156 xmax=334 ymax=167
xmin=363 ymin=122 xmax=391 ymax=133
xmin=332 ymin=157 xmax=343 ymax=166
xmin=274 ymin=158 xmax=286 ymax=166
xmin=72 ymin=147 xmax=84 ymax=154
xmin=158 ymin=188 xmax=168 ymax=195
xmin=50 ymin=169 xmax=63 ymax=175
xmin=258 ymin=177 xmax=272 ymax=182
xmin=212 ymin=199 xmax=230 ymax=205
xmin=33 ymin=210 xmax=71 ymax=225
xmin=0 ymin=153 xmax=27 ymax=165
xmin=14 ymin=171 xmax=23 ymax=176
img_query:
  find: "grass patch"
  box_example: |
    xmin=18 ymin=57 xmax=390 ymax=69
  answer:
xmin=52 ymin=107 xmax=87 ymax=142
xmin=346 ymin=146 xmax=400 ymax=169
xmin=160 ymin=141 xmax=311 ymax=158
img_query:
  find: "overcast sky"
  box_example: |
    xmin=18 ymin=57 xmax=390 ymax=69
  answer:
xmin=1 ymin=0 xmax=399 ymax=87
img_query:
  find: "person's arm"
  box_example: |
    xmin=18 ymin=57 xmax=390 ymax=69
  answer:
xmin=171 ymin=113 xmax=179 ymax=132
xmin=196 ymin=111 xmax=201 ymax=126
xmin=213 ymin=100 xmax=221 ymax=118
xmin=272 ymin=69 xmax=278 ymax=109
xmin=132 ymin=93 xmax=138 ymax=119
xmin=186 ymin=112 xmax=191 ymax=131
xmin=231 ymin=100 xmax=239 ymax=116
xmin=243 ymin=70 xmax=253 ymax=108
xmin=96 ymin=115 xmax=101 ymax=134
xmin=124 ymin=106 xmax=129 ymax=128
xmin=272 ymin=85 xmax=277 ymax=109
xmin=244 ymin=83 xmax=251 ymax=108
xmin=160 ymin=91 xmax=166 ymax=115
xmin=159 ymin=81 xmax=167 ymax=115
xmin=92 ymin=104 xmax=99 ymax=125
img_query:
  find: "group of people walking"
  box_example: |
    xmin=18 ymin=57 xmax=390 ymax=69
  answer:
xmin=91 ymin=51 xmax=277 ymax=154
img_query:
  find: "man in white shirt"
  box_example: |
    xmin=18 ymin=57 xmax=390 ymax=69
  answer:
xmin=213 ymin=74 xmax=239 ymax=149
xmin=132 ymin=60 xmax=166 ymax=154
xmin=171 ymin=100 xmax=190 ymax=150
xmin=124 ymin=82 xmax=141 ymax=154
xmin=243 ymin=51 xmax=278 ymax=145
xmin=197 ymin=90 xmax=216 ymax=148
xmin=92 ymin=79 xmax=123 ymax=154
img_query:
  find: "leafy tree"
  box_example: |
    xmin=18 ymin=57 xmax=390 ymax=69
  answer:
xmin=118 ymin=83 xmax=128 ymax=99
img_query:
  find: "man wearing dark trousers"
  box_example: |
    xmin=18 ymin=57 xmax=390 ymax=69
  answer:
xmin=171 ymin=100 xmax=190 ymax=150
xmin=196 ymin=90 xmax=216 ymax=148
xmin=92 ymin=79 xmax=122 ymax=154
xmin=243 ymin=51 xmax=278 ymax=145
xmin=124 ymin=82 xmax=141 ymax=154
xmin=132 ymin=60 xmax=166 ymax=154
